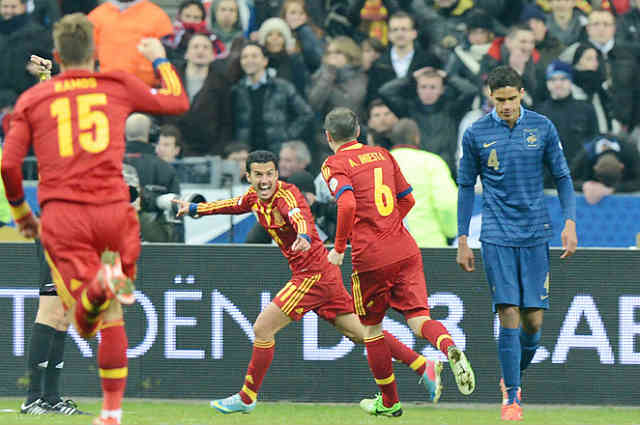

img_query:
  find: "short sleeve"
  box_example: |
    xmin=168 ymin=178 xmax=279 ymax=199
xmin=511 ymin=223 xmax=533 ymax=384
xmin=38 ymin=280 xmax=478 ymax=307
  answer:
xmin=321 ymin=157 xmax=353 ymax=201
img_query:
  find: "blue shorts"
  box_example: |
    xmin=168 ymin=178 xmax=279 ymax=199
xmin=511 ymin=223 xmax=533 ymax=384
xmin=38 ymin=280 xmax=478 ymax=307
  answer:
xmin=480 ymin=242 xmax=550 ymax=312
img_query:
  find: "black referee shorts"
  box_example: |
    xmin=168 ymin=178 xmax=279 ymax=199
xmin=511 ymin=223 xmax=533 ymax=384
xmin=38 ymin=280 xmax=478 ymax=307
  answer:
xmin=36 ymin=240 xmax=56 ymax=296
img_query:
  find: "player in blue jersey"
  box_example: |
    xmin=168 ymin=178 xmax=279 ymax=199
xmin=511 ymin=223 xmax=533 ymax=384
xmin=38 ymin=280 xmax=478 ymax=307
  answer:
xmin=456 ymin=66 xmax=577 ymax=421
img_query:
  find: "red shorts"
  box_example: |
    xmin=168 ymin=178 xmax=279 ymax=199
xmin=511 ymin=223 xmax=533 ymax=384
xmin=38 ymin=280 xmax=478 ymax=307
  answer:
xmin=40 ymin=200 xmax=140 ymax=310
xmin=352 ymin=253 xmax=430 ymax=325
xmin=272 ymin=264 xmax=354 ymax=322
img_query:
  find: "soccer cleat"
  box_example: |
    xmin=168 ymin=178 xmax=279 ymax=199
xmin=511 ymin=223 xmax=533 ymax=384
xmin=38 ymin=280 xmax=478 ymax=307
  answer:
xmin=92 ymin=416 xmax=120 ymax=425
xmin=48 ymin=398 xmax=89 ymax=415
xmin=359 ymin=393 xmax=403 ymax=417
xmin=210 ymin=393 xmax=256 ymax=414
xmin=418 ymin=360 xmax=443 ymax=403
xmin=20 ymin=398 xmax=51 ymax=415
xmin=501 ymin=401 xmax=523 ymax=421
xmin=99 ymin=250 xmax=136 ymax=305
xmin=447 ymin=346 xmax=476 ymax=395
xmin=499 ymin=378 xmax=522 ymax=406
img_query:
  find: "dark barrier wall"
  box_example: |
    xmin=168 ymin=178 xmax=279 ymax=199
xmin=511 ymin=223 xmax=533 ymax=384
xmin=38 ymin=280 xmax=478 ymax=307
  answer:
xmin=1 ymin=244 xmax=639 ymax=405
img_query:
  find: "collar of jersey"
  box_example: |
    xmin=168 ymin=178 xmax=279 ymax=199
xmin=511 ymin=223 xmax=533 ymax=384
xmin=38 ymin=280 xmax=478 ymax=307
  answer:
xmin=490 ymin=105 xmax=526 ymax=127
xmin=337 ymin=140 xmax=362 ymax=152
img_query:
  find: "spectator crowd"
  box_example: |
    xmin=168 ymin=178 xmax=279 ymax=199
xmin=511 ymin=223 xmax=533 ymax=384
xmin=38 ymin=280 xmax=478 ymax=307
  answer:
xmin=2 ymin=0 xmax=640 ymax=244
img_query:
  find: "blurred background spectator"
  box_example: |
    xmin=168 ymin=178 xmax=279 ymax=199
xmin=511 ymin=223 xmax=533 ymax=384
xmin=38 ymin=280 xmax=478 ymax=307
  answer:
xmin=389 ymin=118 xmax=457 ymax=247
xmin=88 ymin=0 xmax=173 ymax=87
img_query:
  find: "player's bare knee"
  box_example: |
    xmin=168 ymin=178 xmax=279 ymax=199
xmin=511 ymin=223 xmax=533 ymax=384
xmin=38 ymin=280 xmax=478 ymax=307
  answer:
xmin=497 ymin=305 xmax=521 ymax=328
xmin=102 ymin=300 xmax=123 ymax=322
xmin=407 ymin=316 xmax=428 ymax=337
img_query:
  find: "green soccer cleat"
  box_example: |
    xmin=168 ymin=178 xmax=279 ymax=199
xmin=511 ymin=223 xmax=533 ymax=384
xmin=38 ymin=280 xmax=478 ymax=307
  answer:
xmin=210 ymin=393 xmax=256 ymax=414
xmin=447 ymin=346 xmax=476 ymax=395
xmin=419 ymin=359 xmax=443 ymax=403
xmin=99 ymin=250 xmax=136 ymax=305
xmin=359 ymin=393 xmax=403 ymax=417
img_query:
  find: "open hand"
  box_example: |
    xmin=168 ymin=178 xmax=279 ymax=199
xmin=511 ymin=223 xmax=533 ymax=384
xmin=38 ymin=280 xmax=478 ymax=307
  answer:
xmin=560 ymin=219 xmax=577 ymax=259
xmin=172 ymin=199 xmax=191 ymax=217
xmin=18 ymin=213 xmax=40 ymax=239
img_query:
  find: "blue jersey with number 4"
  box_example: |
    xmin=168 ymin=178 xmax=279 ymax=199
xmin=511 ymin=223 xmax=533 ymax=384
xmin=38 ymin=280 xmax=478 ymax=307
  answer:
xmin=458 ymin=107 xmax=571 ymax=247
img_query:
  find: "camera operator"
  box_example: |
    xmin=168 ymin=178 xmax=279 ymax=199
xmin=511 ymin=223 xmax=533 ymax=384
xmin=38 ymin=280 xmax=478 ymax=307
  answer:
xmin=124 ymin=113 xmax=183 ymax=242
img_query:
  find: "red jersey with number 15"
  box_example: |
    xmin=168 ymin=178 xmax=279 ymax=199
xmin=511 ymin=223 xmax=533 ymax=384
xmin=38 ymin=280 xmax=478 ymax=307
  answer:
xmin=1 ymin=62 xmax=189 ymax=208
xmin=322 ymin=141 xmax=419 ymax=272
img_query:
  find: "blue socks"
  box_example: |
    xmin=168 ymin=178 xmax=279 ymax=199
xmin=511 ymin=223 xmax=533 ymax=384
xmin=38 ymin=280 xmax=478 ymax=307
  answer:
xmin=499 ymin=327 xmax=521 ymax=404
xmin=520 ymin=329 xmax=541 ymax=372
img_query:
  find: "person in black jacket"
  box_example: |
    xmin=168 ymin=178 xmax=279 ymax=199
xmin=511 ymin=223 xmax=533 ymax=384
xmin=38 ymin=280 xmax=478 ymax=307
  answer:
xmin=0 ymin=0 xmax=53 ymax=97
xmin=535 ymin=60 xmax=598 ymax=167
xmin=124 ymin=113 xmax=183 ymax=242
xmin=571 ymin=133 xmax=640 ymax=205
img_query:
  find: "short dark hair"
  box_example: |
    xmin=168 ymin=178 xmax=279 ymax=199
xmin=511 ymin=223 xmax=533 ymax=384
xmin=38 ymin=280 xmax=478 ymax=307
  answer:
xmin=390 ymin=118 xmax=420 ymax=147
xmin=324 ymin=107 xmax=359 ymax=143
xmin=246 ymin=150 xmax=279 ymax=172
xmin=158 ymin=124 xmax=182 ymax=148
xmin=223 ymin=141 xmax=250 ymax=159
xmin=388 ymin=11 xmax=415 ymax=29
xmin=362 ymin=37 xmax=385 ymax=55
xmin=242 ymin=41 xmax=268 ymax=58
xmin=178 ymin=0 xmax=206 ymax=20
xmin=367 ymin=98 xmax=389 ymax=117
xmin=487 ymin=65 xmax=523 ymax=92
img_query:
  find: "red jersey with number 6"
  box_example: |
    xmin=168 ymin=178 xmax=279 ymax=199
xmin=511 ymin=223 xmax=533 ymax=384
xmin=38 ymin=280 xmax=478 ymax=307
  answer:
xmin=1 ymin=62 xmax=189 ymax=208
xmin=321 ymin=140 xmax=419 ymax=272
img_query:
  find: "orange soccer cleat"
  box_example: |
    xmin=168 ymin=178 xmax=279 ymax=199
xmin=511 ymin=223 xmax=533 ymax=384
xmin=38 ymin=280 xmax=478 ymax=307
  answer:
xmin=501 ymin=401 xmax=523 ymax=421
xmin=92 ymin=416 xmax=120 ymax=425
xmin=97 ymin=251 xmax=136 ymax=305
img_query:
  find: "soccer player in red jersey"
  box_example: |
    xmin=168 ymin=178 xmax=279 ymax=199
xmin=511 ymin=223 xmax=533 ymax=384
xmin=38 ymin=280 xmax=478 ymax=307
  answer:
xmin=1 ymin=14 xmax=189 ymax=425
xmin=321 ymin=107 xmax=476 ymax=416
xmin=175 ymin=150 xmax=445 ymax=415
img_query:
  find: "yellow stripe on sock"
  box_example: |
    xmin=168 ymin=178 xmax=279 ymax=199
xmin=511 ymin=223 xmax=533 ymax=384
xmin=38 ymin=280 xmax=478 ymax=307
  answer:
xmin=245 ymin=375 xmax=254 ymax=385
xmin=99 ymin=319 xmax=124 ymax=330
xmin=81 ymin=290 xmax=95 ymax=312
xmin=99 ymin=367 xmax=128 ymax=379
xmin=254 ymin=340 xmax=275 ymax=349
xmin=436 ymin=334 xmax=453 ymax=352
xmin=241 ymin=385 xmax=257 ymax=402
xmin=364 ymin=334 xmax=385 ymax=344
xmin=410 ymin=356 xmax=426 ymax=371
xmin=374 ymin=374 xmax=395 ymax=386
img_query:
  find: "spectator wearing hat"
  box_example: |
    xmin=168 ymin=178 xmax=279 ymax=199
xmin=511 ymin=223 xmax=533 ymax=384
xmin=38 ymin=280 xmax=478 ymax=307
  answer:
xmin=520 ymin=3 xmax=565 ymax=77
xmin=257 ymin=17 xmax=309 ymax=96
xmin=535 ymin=60 xmax=598 ymax=184
xmin=571 ymin=133 xmax=640 ymax=204
xmin=445 ymin=9 xmax=495 ymax=89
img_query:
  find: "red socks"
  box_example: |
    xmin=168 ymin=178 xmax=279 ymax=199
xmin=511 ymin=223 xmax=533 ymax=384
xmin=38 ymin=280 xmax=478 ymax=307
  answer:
xmin=365 ymin=334 xmax=399 ymax=408
xmin=239 ymin=340 xmax=275 ymax=405
xmin=98 ymin=322 xmax=128 ymax=412
xmin=421 ymin=319 xmax=455 ymax=356
xmin=383 ymin=330 xmax=427 ymax=375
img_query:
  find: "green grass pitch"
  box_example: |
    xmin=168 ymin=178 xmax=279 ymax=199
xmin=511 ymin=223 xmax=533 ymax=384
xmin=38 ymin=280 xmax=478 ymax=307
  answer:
xmin=1 ymin=398 xmax=639 ymax=425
